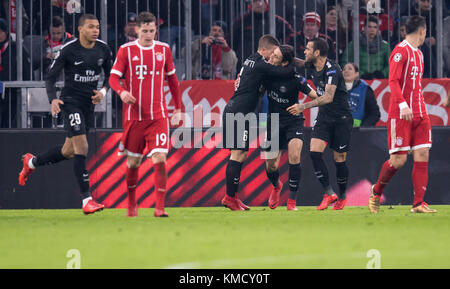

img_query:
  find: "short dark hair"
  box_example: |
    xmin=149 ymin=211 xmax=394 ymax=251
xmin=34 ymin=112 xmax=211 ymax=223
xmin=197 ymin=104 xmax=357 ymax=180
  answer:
xmin=364 ymin=16 xmax=379 ymax=27
xmin=136 ymin=11 xmax=156 ymax=27
xmin=310 ymin=37 xmax=329 ymax=57
xmin=258 ymin=34 xmax=279 ymax=50
xmin=279 ymin=44 xmax=294 ymax=65
xmin=405 ymin=15 xmax=426 ymax=34
xmin=51 ymin=16 xmax=64 ymax=28
xmin=78 ymin=14 xmax=98 ymax=27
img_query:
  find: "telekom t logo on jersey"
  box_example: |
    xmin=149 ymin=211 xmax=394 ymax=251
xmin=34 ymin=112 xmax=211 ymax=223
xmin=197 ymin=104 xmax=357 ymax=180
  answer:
xmin=411 ymin=66 xmax=419 ymax=80
xmin=136 ymin=65 xmax=148 ymax=80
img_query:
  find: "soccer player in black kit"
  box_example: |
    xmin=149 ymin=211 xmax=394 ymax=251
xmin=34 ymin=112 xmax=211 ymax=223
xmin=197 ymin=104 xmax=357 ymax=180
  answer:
xmin=262 ymin=45 xmax=318 ymax=211
xmin=18 ymin=14 xmax=112 ymax=215
xmin=222 ymin=35 xmax=301 ymax=211
xmin=290 ymin=38 xmax=353 ymax=211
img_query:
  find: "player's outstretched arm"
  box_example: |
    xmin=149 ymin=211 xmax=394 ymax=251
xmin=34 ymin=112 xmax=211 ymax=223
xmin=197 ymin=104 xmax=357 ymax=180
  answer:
xmin=286 ymin=84 xmax=336 ymax=116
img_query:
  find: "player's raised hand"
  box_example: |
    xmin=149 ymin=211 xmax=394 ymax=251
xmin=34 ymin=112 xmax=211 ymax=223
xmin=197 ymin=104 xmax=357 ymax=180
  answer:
xmin=120 ymin=90 xmax=136 ymax=105
xmin=51 ymin=99 xmax=64 ymax=116
xmin=400 ymin=106 xmax=413 ymax=121
xmin=286 ymin=103 xmax=304 ymax=116
xmin=92 ymin=90 xmax=104 ymax=104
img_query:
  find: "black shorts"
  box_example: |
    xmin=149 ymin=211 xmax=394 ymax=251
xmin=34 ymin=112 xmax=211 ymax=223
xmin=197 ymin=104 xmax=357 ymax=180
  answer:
xmin=263 ymin=118 xmax=304 ymax=152
xmin=222 ymin=111 xmax=253 ymax=151
xmin=311 ymin=114 xmax=353 ymax=153
xmin=61 ymin=102 xmax=93 ymax=137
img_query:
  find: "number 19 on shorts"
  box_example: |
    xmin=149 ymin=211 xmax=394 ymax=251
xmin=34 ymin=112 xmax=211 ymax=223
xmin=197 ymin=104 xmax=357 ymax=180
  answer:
xmin=155 ymin=133 xmax=167 ymax=146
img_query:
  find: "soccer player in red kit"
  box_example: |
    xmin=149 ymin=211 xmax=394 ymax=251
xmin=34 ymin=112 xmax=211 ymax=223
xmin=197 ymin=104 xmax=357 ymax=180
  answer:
xmin=369 ymin=15 xmax=436 ymax=214
xmin=109 ymin=12 xmax=181 ymax=217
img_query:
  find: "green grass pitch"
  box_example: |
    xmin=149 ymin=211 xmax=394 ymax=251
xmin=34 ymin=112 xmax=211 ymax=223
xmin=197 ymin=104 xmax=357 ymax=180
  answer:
xmin=1 ymin=206 xmax=449 ymax=269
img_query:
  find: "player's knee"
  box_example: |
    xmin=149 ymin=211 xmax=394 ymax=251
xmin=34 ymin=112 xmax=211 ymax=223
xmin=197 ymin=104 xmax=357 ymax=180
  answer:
xmin=265 ymin=161 xmax=278 ymax=172
xmin=333 ymin=153 xmax=346 ymax=162
xmin=151 ymin=152 xmax=167 ymax=164
xmin=390 ymin=155 xmax=407 ymax=169
xmin=288 ymin=153 xmax=300 ymax=164
xmin=127 ymin=157 xmax=141 ymax=169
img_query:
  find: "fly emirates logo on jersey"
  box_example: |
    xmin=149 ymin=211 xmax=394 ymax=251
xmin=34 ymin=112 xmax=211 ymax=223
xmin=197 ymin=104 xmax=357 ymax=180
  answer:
xmin=74 ymin=70 xmax=100 ymax=83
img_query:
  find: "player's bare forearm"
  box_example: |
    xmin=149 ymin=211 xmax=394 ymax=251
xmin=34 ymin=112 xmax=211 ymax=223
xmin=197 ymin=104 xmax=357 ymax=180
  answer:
xmin=303 ymin=85 xmax=335 ymax=109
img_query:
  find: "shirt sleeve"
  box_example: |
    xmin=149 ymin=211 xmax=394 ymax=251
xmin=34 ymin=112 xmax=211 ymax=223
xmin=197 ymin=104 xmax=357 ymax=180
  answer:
xmin=296 ymin=75 xmax=312 ymax=95
xmin=109 ymin=46 xmax=128 ymax=95
xmin=325 ymin=65 xmax=340 ymax=86
xmin=388 ymin=47 xmax=408 ymax=107
xmin=164 ymin=46 xmax=176 ymax=76
xmin=110 ymin=46 xmax=128 ymax=78
xmin=101 ymin=46 xmax=113 ymax=89
xmin=44 ymin=46 xmax=67 ymax=103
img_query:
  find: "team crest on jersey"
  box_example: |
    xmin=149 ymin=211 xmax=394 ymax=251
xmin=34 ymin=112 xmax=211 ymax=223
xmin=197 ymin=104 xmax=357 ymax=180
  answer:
xmin=97 ymin=58 xmax=104 ymax=66
xmin=394 ymin=53 xmax=402 ymax=62
xmin=156 ymin=52 xmax=164 ymax=62
xmin=396 ymin=137 xmax=403 ymax=146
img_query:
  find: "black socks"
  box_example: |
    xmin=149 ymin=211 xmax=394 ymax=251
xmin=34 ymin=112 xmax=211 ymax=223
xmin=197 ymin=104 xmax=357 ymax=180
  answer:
xmin=335 ymin=161 xmax=349 ymax=200
xmin=33 ymin=146 xmax=67 ymax=167
xmin=310 ymin=151 xmax=333 ymax=195
xmin=288 ymin=163 xmax=301 ymax=200
xmin=226 ymin=159 xmax=243 ymax=198
xmin=74 ymin=154 xmax=90 ymax=199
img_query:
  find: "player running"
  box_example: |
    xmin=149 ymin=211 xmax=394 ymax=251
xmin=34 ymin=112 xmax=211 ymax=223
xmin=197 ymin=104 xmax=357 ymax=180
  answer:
xmin=109 ymin=12 xmax=181 ymax=218
xmin=369 ymin=15 xmax=436 ymax=214
xmin=262 ymin=44 xmax=318 ymax=211
xmin=221 ymin=34 xmax=305 ymax=211
xmin=18 ymin=14 xmax=112 ymax=214
xmin=291 ymin=38 xmax=353 ymax=210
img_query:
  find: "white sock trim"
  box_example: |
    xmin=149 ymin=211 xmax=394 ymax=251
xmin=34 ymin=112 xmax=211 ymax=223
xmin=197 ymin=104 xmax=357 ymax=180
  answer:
xmin=82 ymin=197 xmax=92 ymax=207
xmin=28 ymin=157 xmax=35 ymax=169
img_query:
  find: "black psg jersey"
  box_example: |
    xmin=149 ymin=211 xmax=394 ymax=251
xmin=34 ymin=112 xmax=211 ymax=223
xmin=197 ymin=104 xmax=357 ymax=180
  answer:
xmin=225 ymin=52 xmax=295 ymax=114
xmin=263 ymin=73 xmax=312 ymax=123
xmin=45 ymin=38 xmax=112 ymax=108
xmin=306 ymin=59 xmax=351 ymax=119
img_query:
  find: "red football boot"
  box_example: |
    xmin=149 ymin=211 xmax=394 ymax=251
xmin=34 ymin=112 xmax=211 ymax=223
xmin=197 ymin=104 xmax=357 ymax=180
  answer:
xmin=317 ymin=193 xmax=338 ymax=210
xmin=154 ymin=208 xmax=169 ymax=217
xmin=268 ymin=180 xmax=283 ymax=209
xmin=287 ymin=198 xmax=298 ymax=211
xmin=235 ymin=196 xmax=250 ymax=210
xmin=18 ymin=153 xmax=35 ymax=186
xmin=332 ymin=198 xmax=347 ymax=210
xmin=83 ymin=199 xmax=105 ymax=215
xmin=222 ymin=195 xmax=244 ymax=211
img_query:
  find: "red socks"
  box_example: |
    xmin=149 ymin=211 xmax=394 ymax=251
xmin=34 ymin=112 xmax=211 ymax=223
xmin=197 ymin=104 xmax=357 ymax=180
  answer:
xmin=126 ymin=167 xmax=139 ymax=210
xmin=412 ymin=162 xmax=428 ymax=207
xmin=154 ymin=162 xmax=167 ymax=210
xmin=373 ymin=160 xmax=398 ymax=195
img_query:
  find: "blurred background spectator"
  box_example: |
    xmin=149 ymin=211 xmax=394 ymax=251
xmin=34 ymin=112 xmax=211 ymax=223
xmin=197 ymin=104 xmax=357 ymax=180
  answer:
xmin=191 ymin=20 xmax=237 ymax=80
xmin=288 ymin=11 xmax=336 ymax=60
xmin=341 ymin=16 xmax=390 ymax=79
xmin=343 ymin=62 xmax=380 ymax=127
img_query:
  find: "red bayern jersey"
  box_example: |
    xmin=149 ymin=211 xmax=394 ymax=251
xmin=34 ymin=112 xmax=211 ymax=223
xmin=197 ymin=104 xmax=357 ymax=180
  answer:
xmin=388 ymin=39 xmax=427 ymax=119
xmin=111 ymin=40 xmax=176 ymax=121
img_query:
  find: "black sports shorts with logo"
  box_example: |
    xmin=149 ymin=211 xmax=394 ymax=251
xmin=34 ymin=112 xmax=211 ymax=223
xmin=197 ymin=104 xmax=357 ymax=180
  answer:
xmin=61 ymin=101 xmax=94 ymax=137
xmin=311 ymin=113 xmax=353 ymax=153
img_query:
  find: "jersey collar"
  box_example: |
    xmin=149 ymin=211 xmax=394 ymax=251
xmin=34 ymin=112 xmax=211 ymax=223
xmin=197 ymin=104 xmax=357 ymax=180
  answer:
xmin=136 ymin=39 xmax=155 ymax=50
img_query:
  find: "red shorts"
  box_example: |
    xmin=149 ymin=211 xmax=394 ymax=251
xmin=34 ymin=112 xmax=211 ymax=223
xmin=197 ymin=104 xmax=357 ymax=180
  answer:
xmin=387 ymin=117 xmax=432 ymax=155
xmin=119 ymin=118 xmax=169 ymax=158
